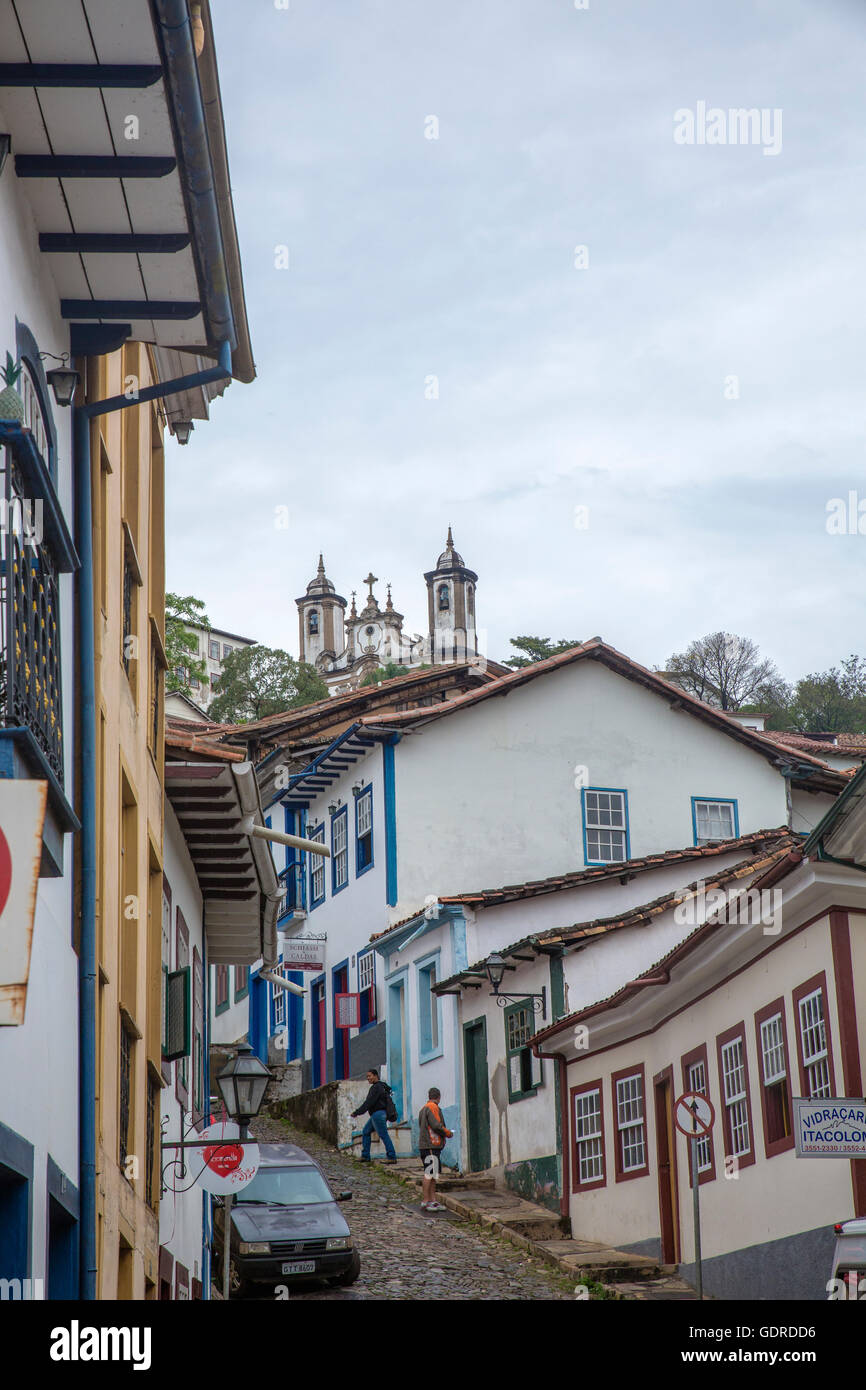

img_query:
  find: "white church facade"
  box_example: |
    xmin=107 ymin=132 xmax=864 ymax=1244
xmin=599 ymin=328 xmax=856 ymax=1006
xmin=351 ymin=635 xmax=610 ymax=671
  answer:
xmin=296 ymin=529 xmax=481 ymax=694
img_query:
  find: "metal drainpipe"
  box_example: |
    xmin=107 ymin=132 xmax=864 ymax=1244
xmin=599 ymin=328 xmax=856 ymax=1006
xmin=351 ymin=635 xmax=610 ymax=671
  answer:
xmin=74 ymin=342 xmax=232 ymax=1299
xmin=532 ymin=1042 xmax=570 ymax=1222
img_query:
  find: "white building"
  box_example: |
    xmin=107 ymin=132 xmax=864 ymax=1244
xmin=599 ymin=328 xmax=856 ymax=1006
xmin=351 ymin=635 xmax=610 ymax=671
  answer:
xmin=173 ymin=622 xmax=256 ymax=714
xmin=256 ymin=640 xmax=845 ymax=1174
xmin=531 ymin=767 xmax=866 ymax=1300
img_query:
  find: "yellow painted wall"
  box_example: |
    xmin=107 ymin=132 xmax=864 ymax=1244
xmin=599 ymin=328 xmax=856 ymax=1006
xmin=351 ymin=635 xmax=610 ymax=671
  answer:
xmin=89 ymin=343 xmax=166 ymax=1300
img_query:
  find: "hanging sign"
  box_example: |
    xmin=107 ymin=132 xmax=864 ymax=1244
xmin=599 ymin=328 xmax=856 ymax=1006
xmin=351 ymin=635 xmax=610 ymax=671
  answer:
xmin=0 ymin=779 xmax=48 ymax=1026
xmin=794 ymin=1098 xmax=866 ymax=1157
xmin=192 ymin=1121 xmax=261 ymax=1194
xmin=281 ymin=936 xmax=326 ymax=972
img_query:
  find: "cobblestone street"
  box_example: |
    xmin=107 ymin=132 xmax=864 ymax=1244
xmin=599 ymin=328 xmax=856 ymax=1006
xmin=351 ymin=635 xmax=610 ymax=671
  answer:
xmin=248 ymin=1116 xmax=572 ymax=1300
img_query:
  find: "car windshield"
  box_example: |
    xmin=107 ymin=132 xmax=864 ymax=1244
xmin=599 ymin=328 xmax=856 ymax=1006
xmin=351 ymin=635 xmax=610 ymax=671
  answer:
xmin=235 ymin=1165 xmax=333 ymax=1206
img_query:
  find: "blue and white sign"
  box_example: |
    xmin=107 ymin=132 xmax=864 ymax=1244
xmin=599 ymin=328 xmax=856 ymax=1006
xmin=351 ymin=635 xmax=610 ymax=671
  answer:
xmin=794 ymin=1098 xmax=866 ymax=1157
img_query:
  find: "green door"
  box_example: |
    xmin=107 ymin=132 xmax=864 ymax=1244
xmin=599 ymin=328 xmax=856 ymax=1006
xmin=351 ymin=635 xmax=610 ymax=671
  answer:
xmin=463 ymin=1017 xmax=491 ymax=1173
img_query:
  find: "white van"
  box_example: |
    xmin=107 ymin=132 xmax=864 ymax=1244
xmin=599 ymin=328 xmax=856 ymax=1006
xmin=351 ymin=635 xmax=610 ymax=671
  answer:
xmin=827 ymin=1218 xmax=866 ymax=1299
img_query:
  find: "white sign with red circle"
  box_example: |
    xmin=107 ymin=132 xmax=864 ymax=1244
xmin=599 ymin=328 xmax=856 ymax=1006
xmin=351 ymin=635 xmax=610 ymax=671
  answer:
xmin=0 ymin=779 xmax=48 ymax=1026
xmin=192 ymin=1121 xmax=260 ymax=1194
xmin=674 ymin=1092 xmax=715 ymax=1139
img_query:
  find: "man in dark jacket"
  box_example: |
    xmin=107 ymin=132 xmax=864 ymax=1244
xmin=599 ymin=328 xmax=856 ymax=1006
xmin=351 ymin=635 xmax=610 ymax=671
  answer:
xmin=351 ymin=1068 xmax=397 ymax=1162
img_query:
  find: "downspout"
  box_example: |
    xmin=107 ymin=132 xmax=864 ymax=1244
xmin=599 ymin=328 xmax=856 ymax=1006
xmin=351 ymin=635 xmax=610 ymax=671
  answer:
xmin=74 ymin=344 xmax=232 ymax=1299
xmin=532 ymin=1041 xmax=570 ymax=1222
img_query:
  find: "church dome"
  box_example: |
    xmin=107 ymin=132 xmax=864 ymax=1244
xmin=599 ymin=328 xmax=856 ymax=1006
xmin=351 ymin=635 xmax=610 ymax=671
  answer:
xmin=435 ymin=526 xmax=464 ymax=570
xmin=306 ymin=554 xmax=336 ymax=596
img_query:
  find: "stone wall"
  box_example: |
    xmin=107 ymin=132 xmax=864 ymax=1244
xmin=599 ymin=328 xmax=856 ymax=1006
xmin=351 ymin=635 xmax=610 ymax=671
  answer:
xmin=269 ymin=1078 xmax=369 ymax=1148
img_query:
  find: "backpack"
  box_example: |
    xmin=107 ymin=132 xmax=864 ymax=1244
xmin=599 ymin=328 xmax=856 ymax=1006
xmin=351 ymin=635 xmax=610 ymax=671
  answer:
xmin=383 ymin=1083 xmax=398 ymax=1124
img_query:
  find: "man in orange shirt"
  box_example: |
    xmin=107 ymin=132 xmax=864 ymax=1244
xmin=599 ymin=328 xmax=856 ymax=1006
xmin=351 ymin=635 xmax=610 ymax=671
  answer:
xmin=418 ymin=1087 xmax=452 ymax=1211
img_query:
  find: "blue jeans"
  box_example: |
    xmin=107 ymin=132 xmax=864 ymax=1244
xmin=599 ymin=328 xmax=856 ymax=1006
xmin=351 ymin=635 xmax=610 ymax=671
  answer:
xmin=361 ymin=1110 xmax=396 ymax=1159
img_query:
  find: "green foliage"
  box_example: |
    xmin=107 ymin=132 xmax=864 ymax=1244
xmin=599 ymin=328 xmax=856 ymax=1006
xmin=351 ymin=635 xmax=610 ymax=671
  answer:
xmin=1 ymin=352 xmax=21 ymax=387
xmin=208 ymin=645 xmax=329 ymax=723
xmin=165 ymin=593 xmax=210 ymax=694
xmin=361 ymin=662 xmax=410 ymax=686
xmin=503 ymin=636 xmax=582 ymax=669
xmin=788 ymin=656 xmax=866 ymax=733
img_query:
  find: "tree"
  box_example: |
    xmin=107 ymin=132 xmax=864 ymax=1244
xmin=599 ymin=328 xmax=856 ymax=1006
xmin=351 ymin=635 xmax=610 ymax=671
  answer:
xmin=361 ymin=663 xmax=410 ymax=686
xmin=664 ymin=632 xmax=790 ymax=712
xmin=165 ymin=592 xmax=210 ymax=694
xmin=502 ymin=636 xmax=582 ymax=669
xmin=208 ymin=645 xmax=329 ymax=723
xmin=788 ymin=656 xmax=866 ymax=733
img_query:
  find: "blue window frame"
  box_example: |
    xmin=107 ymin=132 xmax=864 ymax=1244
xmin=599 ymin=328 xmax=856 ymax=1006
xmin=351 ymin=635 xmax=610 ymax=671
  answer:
xmin=417 ymin=952 xmax=443 ymax=1063
xmin=331 ymin=806 xmax=349 ymax=895
xmin=355 ymin=785 xmax=374 ymax=876
xmin=357 ymin=948 xmax=377 ymax=1030
xmin=582 ymin=787 xmax=630 ymax=866
xmin=308 ymin=822 xmax=326 ymax=908
xmin=691 ymin=797 xmax=739 ymax=846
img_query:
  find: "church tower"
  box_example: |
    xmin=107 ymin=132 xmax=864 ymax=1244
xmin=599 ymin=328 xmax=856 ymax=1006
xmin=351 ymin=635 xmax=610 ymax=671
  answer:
xmin=424 ymin=527 xmax=478 ymax=664
xmin=296 ymin=556 xmax=347 ymax=670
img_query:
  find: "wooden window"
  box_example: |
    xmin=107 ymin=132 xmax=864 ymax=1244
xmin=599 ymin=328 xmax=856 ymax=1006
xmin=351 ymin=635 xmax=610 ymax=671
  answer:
xmin=692 ymin=798 xmax=737 ymax=845
xmin=214 ymin=963 xmax=229 ymax=1013
xmin=571 ymin=1081 xmax=606 ymax=1191
xmin=175 ymin=910 xmax=190 ymax=1108
xmin=418 ymin=957 xmax=440 ymax=1058
xmin=716 ymin=1023 xmax=755 ymax=1169
xmin=505 ymin=1000 xmax=542 ymax=1102
xmin=793 ymin=973 xmax=836 ymax=1100
xmin=192 ymin=946 xmax=204 ymax=1124
xmin=681 ymin=1043 xmax=716 ymax=1183
xmin=582 ymin=788 xmax=628 ymax=864
xmin=754 ymin=999 xmax=794 ymax=1157
xmin=119 ymin=1020 xmax=134 ymax=1174
xmin=332 ymin=807 xmax=348 ymax=893
xmin=612 ymin=1065 xmax=649 ymax=1180
xmin=358 ymin=949 xmax=376 ymax=1027
xmin=356 ymin=787 xmax=373 ymax=874
xmin=209 ymin=638 xmax=220 ymax=660
xmin=161 ymin=879 xmax=172 ymax=1082
xmin=273 ymin=967 xmax=287 ymax=1028
xmin=309 ymin=823 xmax=326 ymax=907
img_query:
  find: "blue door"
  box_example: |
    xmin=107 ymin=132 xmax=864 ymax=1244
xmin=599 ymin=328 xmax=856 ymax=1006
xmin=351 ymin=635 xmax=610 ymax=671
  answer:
xmin=387 ymin=978 xmax=408 ymax=1122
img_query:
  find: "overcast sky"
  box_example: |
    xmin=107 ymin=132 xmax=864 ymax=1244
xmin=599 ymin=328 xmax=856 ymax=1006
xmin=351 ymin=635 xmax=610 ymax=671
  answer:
xmin=164 ymin=0 xmax=866 ymax=683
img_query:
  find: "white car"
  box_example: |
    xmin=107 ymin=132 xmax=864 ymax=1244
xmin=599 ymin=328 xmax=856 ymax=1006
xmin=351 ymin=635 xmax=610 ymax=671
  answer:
xmin=828 ymin=1218 xmax=866 ymax=1300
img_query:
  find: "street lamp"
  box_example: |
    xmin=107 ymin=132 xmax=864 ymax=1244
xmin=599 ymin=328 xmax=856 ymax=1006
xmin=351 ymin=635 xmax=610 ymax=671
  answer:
xmin=173 ymin=419 xmax=194 ymax=445
xmin=484 ymin=951 xmax=547 ymax=1019
xmin=215 ymin=1043 xmax=271 ymax=1139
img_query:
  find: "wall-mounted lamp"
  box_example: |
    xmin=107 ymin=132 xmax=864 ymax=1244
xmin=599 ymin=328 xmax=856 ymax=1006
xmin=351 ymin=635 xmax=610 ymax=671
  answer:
xmin=352 ymin=782 xmax=364 ymax=798
xmin=39 ymin=352 xmax=80 ymax=407
xmin=0 ymin=134 xmax=10 ymax=178
xmin=173 ymin=419 xmax=194 ymax=446
xmin=484 ymin=951 xmax=546 ymax=1020
xmin=328 ymin=798 xmax=343 ymax=816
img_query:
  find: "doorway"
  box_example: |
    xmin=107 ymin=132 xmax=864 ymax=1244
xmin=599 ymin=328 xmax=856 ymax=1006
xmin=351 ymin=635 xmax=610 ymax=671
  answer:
xmin=463 ymin=1018 xmax=491 ymax=1172
xmin=654 ymin=1067 xmax=680 ymax=1265
xmin=311 ymin=976 xmax=327 ymax=1088
xmin=387 ymin=976 xmax=409 ymax=1121
xmin=332 ymin=960 xmax=350 ymax=1079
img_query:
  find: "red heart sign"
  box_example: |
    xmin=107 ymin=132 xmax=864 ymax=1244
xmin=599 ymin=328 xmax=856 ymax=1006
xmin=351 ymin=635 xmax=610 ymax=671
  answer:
xmin=204 ymin=1143 xmax=243 ymax=1177
xmin=0 ymin=826 xmax=11 ymax=920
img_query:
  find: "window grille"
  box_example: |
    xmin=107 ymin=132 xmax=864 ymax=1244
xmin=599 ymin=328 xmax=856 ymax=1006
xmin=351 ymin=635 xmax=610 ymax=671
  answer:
xmin=310 ymin=824 xmax=325 ymax=904
xmin=333 ymin=810 xmax=348 ymax=890
xmin=584 ymin=790 xmax=627 ymax=862
xmin=760 ymin=1015 xmax=786 ymax=1085
xmin=575 ymin=1089 xmax=604 ymax=1184
xmin=798 ymin=990 xmax=831 ymax=1098
xmin=146 ymin=1079 xmax=157 ymax=1209
xmin=119 ymin=1024 xmax=132 ymax=1170
xmin=721 ymin=1037 xmax=750 ymax=1157
xmin=615 ymin=1073 xmax=646 ymax=1171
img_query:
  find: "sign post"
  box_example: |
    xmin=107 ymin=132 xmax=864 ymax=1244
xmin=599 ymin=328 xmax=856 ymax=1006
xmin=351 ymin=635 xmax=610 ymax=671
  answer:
xmin=674 ymin=1091 xmax=716 ymax=1302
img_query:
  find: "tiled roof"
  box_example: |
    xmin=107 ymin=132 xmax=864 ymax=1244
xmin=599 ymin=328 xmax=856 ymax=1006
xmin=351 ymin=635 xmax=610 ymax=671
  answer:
xmin=436 ymin=829 xmax=793 ymax=908
xmin=530 ymin=840 xmax=802 ymax=1046
xmin=433 ymin=836 xmax=798 ymax=993
xmin=165 ymin=728 xmax=244 ymax=762
xmin=356 ymin=641 xmax=848 ymax=791
xmin=761 ymin=730 xmax=866 ymax=758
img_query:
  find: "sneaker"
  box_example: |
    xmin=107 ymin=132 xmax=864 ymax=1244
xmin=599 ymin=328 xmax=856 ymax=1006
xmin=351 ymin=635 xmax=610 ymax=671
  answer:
xmin=425 ymin=1201 xmax=446 ymax=1211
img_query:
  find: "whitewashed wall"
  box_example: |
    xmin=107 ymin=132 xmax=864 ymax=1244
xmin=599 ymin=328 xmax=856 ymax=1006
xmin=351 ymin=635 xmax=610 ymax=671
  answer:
xmin=391 ymin=659 xmax=792 ymax=917
xmin=0 ymin=135 xmax=79 ymax=1290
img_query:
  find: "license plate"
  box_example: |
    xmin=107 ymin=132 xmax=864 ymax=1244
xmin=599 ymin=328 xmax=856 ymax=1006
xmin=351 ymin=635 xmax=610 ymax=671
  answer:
xmin=281 ymin=1261 xmax=316 ymax=1275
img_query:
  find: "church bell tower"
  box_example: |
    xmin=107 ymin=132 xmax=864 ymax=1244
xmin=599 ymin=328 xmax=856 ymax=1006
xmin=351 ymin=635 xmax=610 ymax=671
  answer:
xmin=423 ymin=527 xmax=478 ymax=664
xmin=296 ymin=556 xmax=347 ymax=670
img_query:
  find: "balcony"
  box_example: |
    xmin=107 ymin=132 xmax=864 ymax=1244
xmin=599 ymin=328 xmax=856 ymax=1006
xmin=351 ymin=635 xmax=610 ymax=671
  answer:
xmin=278 ymin=860 xmax=307 ymax=925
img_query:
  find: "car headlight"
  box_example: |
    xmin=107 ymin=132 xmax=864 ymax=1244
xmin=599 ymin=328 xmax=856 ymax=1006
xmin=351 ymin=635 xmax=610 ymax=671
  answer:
xmin=326 ymin=1237 xmax=352 ymax=1251
xmin=238 ymin=1241 xmax=271 ymax=1255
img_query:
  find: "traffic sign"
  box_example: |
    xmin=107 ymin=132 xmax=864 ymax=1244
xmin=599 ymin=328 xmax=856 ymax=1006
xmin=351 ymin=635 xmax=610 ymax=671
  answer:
xmin=193 ymin=1121 xmax=260 ymax=1194
xmin=674 ymin=1091 xmax=715 ymax=1140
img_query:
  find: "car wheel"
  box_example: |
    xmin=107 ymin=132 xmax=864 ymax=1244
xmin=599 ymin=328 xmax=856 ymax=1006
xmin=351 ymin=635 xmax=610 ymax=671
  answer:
xmin=331 ymin=1249 xmax=361 ymax=1287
